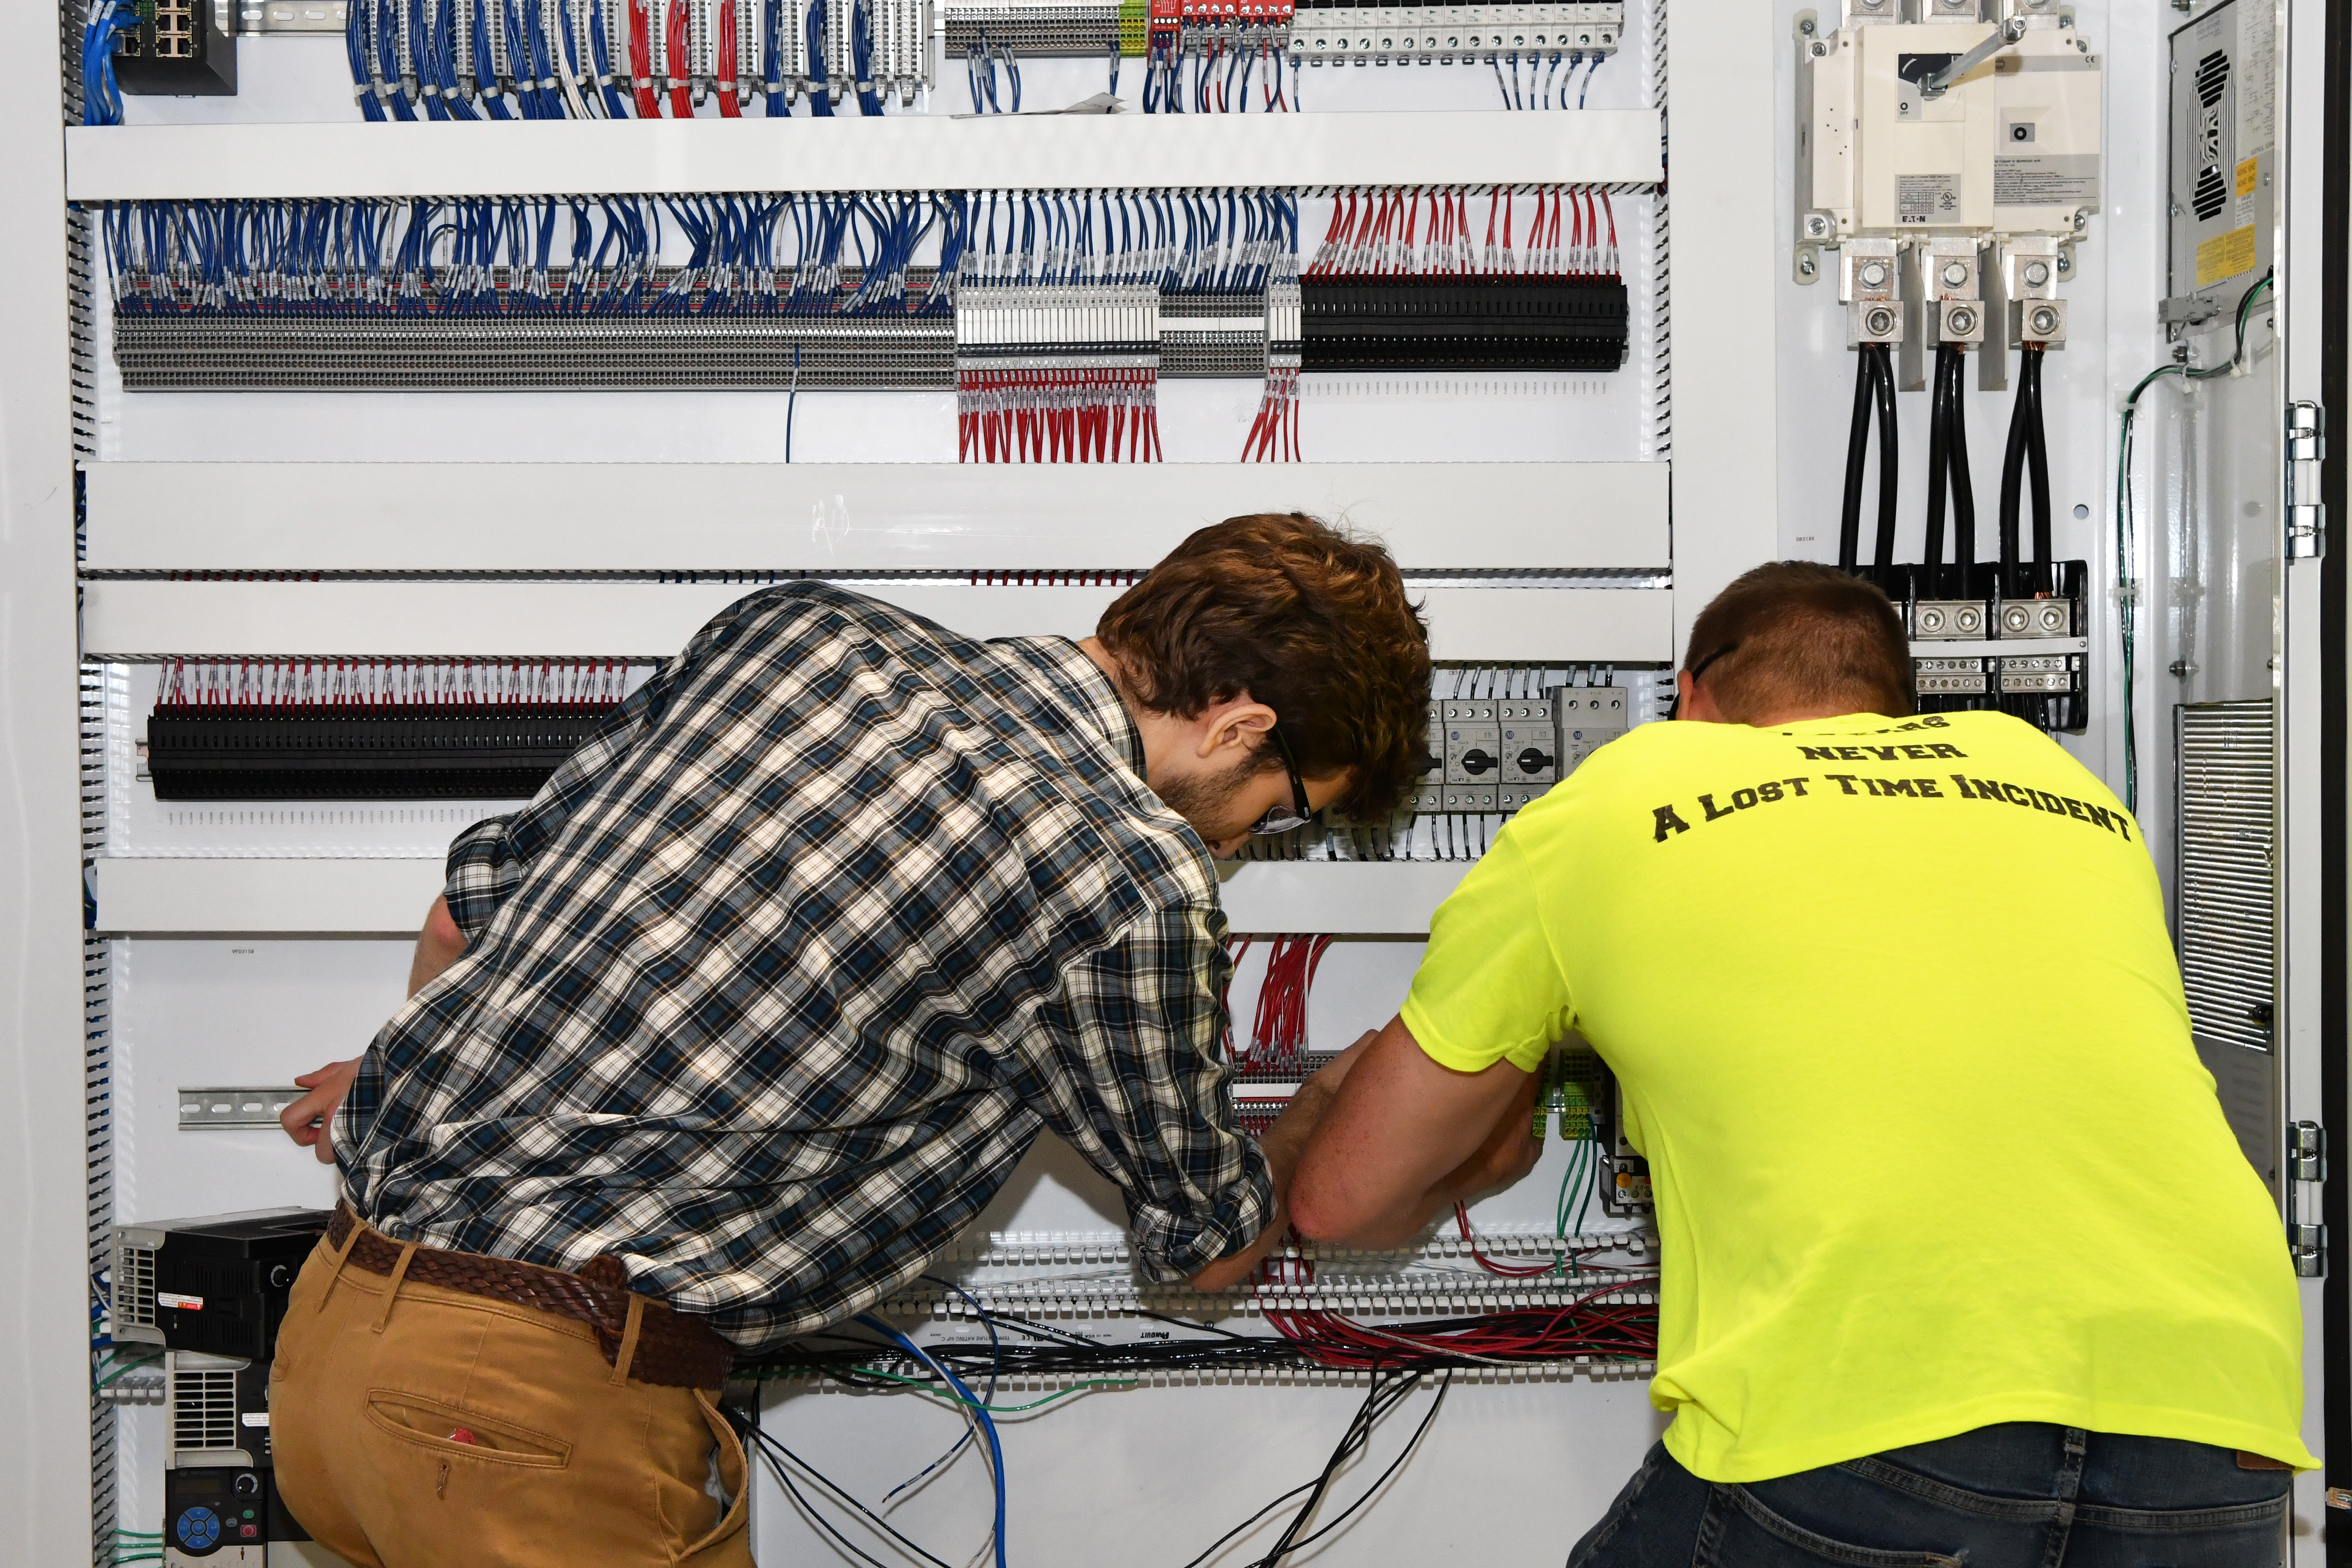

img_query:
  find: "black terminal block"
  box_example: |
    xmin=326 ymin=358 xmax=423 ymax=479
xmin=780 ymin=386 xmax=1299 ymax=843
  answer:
xmin=1300 ymin=276 xmax=1630 ymax=372
xmin=147 ymin=703 xmax=617 ymax=800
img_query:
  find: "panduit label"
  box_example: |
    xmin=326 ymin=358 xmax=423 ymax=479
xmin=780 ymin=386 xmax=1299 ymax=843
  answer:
xmin=156 ymin=1291 xmax=204 ymax=1311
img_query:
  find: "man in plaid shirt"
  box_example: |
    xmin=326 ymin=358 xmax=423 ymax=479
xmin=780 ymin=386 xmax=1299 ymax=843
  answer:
xmin=270 ymin=513 xmax=1461 ymax=1568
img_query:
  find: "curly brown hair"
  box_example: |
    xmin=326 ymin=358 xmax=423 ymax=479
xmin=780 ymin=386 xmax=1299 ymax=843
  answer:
xmin=1098 ymin=513 xmax=1432 ymax=819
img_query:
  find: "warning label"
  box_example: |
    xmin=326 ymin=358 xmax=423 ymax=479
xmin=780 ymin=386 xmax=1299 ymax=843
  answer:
xmin=1993 ymin=155 xmax=2101 ymax=209
xmin=2196 ymin=224 xmax=2259 ymax=289
xmin=2235 ymin=157 xmax=2259 ymax=198
xmin=1897 ymin=173 xmax=1961 ymax=226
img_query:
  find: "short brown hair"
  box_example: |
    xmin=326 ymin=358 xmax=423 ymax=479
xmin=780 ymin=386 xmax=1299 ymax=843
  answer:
xmin=1099 ymin=513 xmax=1432 ymax=819
xmin=1683 ymin=562 xmax=1913 ymax=722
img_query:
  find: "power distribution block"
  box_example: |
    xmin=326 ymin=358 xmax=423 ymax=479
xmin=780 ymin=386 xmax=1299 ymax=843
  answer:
xmin=1851 ymin=559 xmax=2088 ymax=731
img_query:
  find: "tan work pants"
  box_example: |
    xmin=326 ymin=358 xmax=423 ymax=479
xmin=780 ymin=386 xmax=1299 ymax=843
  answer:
xmin=270 ymin=1225 xmax=752 ymax=1568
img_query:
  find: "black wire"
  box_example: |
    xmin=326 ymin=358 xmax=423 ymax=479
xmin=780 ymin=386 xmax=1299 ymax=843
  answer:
xmin=2023 ymin=345 xmax=2052 ymax=568
xmin=744 ymin=1423 xmax=900 ymax=1568
xmin=1998 ymin=345 xmax=2032 ymax=591
xmin=1251 ymin=1369 xmax=1425 ymax=1568
xmin=1132 ymin=1307 xmax=1254 ymax=1341
xmin=1946 ymin=346 xmax=1976 ymax=590
xmin=733 ymin=1407 xmax=960 ymax=1568
xmin=1870 ymin=343 xmax=1900 ymax=569
xmin=1278 ymin=1370 xmax=1453 ymax=1554
xmin=1177 ymin=1372 xmax=1404 ymax=1568
xmin=1839 ymin=348 xmax=1876 ymax=571
xmin=1924 ymin=344 xmax=1951 ymax=575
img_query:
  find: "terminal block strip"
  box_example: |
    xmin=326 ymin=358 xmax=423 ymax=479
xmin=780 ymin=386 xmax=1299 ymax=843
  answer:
xmin=1288 ymin=0 xmax=1619 ymax=67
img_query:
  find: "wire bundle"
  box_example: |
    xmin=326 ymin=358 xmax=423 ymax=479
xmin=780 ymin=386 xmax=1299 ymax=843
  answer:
xmin=1239 ymin=934 xmax=1331 ymax=1075
xmin=340 ymin=0 xmax=919 ymax=119
xmin=957 ymin=366 xmax=1162 ymax=462
xmin=102 ymin=195 xmax=966 ymax=320
xmin=1492 ymin=46 xmax=1605 ymax=111
xmin=157 ymin=658 xmax=633 ymax=709
xmin=1306 ymin=187 xmax=1619 ymax=282
xmin=81 ymin=0 xmax=139 ymax=127
xmin=1144 ymin=29 xmax=1296 ymax=114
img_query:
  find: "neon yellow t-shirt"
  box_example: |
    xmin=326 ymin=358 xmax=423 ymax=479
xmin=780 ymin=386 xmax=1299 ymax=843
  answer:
xmin=1400 ymin=709 xmax=2312 ymax=1483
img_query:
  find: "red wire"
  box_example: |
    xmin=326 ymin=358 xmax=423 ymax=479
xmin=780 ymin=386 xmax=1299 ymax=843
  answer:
xmin=628 ymin=0 xmax=658 ymax=116
xmin=665 ymin=0 xmax=693 ymax=118
xmin=715 ymin=0 xmax=740 ymax=116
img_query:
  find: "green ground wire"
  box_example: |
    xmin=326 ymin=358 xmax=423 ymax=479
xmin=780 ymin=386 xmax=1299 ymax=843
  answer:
xmin=2112 ymin=271 xmax=2273 ymax=813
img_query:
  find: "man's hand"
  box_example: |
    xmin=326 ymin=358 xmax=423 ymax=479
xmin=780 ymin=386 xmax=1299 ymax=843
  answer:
xmin=1186 ymin=1030 xmax=1377 ymax=1292
xmin=280 ymin=1057 xmax=361 ymax=1165
xmin=1288 ymin=1014 xmax=1541 ymax=1249
xmin=280 ymin=899 xmax=464 ymax=1166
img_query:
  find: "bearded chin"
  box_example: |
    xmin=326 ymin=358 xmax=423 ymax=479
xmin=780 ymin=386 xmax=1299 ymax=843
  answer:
xmin=1153 ymin=764 xmax=1256 ymax=846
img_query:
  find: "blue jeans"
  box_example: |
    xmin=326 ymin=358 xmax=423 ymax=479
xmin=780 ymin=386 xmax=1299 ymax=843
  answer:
xmin=1568 ymin=1425 xmax=2290 ymax=1568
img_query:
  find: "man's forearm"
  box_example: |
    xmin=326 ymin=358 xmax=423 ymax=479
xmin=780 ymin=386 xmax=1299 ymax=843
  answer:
xmin=1188 ymin=1076 xmax=1335 ymax=1291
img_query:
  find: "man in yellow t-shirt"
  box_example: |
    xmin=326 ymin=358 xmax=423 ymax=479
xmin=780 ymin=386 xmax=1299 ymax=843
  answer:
xmin=1290 ymin=562 xmax=2311 ymax=1565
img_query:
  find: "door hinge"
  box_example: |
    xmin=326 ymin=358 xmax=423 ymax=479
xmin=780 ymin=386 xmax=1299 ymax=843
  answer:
xmin=2289 ymin=1222 xmax=2328 ymax=1278
xmin=2290 ymin=1121 xmax=2328 ymax=1183
xmin=2286 ymin=401 xmax=2327 ymax=560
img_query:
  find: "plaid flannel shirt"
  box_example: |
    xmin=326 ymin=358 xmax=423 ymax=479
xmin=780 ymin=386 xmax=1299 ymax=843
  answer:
xmin=334 ymin=582 xmax=1272 ymax=1350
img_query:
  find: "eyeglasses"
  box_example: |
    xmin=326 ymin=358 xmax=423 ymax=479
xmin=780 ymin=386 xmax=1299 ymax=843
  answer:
xmin=1247 ymin=725 xmax=1318 ymax=836
xmin=1686 ymin=641 xmax=1740 ymax=682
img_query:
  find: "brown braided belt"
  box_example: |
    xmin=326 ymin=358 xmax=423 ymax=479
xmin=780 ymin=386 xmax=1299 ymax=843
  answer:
xmin=323 ymin=1204 xmax=734 ymax=1390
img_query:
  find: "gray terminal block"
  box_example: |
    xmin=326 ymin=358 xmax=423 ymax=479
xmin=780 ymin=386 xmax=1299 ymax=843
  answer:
xmin=1412 ymin=703 xmax=1447 ymax=813
xmin=1496 ymin=698 xmax=1560 ymax=812
xmin=1557 ymin=688 xmax=1631 ymax=775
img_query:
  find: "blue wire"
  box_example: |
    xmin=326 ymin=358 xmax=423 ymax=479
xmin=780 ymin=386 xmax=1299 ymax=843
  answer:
xmin=856 ymin=1315 xmax=1006 ymax=1568
xmin=82 ymin=0 xmax=134 ymax=127
xmin=806 ymin=0 xmax=833 ymax=113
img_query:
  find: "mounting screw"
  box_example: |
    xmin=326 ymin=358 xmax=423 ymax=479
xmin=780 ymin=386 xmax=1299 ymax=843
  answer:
xmin=1858 ymin=260 xmax=1888 ymax=287
xmin=1798 ymin=14 xmax=1816 ymax=32
xmin=1810 ymin=39 xmax=1827 ymax=54
xmin=1798 ymin=251 xmax=1819 ymax=278
xmin=1805 ymin=213 xmax=1831 ymax=237
xmin=1941 ymin=262 xmax=1969 ymax=287
xmin=2023 ymin=260 xmax=2051 ymax=285
xmin=2072 ymin=208 xmax=2090 ymax=231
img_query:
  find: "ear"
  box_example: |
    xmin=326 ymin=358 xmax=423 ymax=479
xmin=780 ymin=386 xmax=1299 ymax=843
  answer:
xmin=1196 ymin=696 xmax=1278 ymax=761
xmin=1676 ymin=670 xmax=1724 ymax=723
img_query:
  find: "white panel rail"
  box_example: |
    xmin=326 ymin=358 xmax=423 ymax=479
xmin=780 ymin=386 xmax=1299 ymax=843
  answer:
xmin=82 ymin=462 xmax=1670 ymax=574
xmin=91 ymin=857 xmax=1469 ymax=936
xmin=81 ymin=580 xmax=1676 ymax=662
xmin=65 ymin=113 xmax=1664 ymax=202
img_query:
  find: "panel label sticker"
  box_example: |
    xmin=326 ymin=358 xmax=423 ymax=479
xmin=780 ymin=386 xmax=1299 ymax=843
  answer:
xmin=1993 ymin=154 xmax=2100 ymax=208
xmin=157 ymin=1291 xmax=204 ymax=1311
xmin=1897 ymin=173 xmax=1960 ymax=225
xmin=2235 ymin=156 xmax=2259 ymax=198
xmin=2196 ymin=224 xmax=2259 ymax=288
